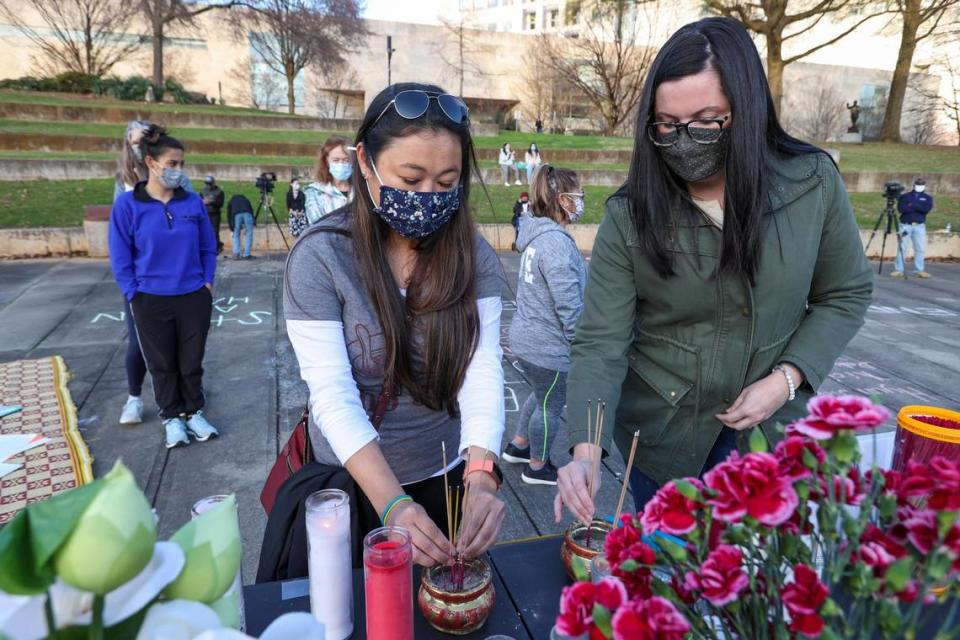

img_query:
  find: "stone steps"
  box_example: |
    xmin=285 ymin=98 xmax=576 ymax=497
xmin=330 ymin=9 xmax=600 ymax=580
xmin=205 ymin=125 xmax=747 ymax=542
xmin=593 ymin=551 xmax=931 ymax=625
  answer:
xmin=0 ymin=130 xmax=633 ymax=164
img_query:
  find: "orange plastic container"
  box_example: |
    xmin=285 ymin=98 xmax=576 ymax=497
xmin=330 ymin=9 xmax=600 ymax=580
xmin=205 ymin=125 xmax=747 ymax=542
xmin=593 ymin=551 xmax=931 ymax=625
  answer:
xmin=891 ymin=406 xmax=960 ymax=472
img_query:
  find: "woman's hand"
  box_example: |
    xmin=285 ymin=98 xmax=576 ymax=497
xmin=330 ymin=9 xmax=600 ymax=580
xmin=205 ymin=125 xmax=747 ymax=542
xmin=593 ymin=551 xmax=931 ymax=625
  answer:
xmin=205 ymin=283 xmax=212 ymax=292
xmin=716 ymin=364 xmax=803 ymax=430
xmin=457 ymin=473 xmax=505 ymax=559
xmin=554 ymin=444 xmax=602 ymax=525
xmin=388 ymin=500 xmax=455 ymax=567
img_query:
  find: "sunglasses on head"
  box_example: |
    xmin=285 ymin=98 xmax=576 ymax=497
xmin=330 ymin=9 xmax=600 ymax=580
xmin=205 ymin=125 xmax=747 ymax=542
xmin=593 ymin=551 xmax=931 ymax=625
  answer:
xmin=372 ymin=90 xmax=470 ymax=129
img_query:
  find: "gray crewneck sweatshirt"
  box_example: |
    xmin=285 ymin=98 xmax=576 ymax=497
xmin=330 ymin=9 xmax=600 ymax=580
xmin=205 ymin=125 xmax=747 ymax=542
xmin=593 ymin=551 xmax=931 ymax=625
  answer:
xmin=508 ymin=214 xmax=587 ymax=372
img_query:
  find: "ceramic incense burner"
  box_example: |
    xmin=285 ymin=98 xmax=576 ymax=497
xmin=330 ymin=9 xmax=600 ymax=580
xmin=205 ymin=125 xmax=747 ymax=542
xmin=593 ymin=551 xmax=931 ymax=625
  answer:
xmin=418 ymin=557 xmax=496 ymax=635
xmin=561 ymin=520 xmax=614 ymax=581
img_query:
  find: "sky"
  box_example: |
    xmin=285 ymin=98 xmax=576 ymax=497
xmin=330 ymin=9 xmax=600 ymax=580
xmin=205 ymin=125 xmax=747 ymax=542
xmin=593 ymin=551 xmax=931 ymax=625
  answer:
xmin=363 ymin=0 xmax=447 ymax=25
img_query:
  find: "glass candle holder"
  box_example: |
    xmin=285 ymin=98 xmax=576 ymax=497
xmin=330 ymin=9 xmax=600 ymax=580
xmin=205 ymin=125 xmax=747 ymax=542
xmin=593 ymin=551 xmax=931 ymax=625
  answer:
xmin=590 ymin=554 xmax=612 ymax=583
xmin=363 ymin=526 xmax=413 ymax=640
xmin=305 ymin=489 xmax=353 ymax=640
xmin=191 ymin=496 xmax=245 ymax=632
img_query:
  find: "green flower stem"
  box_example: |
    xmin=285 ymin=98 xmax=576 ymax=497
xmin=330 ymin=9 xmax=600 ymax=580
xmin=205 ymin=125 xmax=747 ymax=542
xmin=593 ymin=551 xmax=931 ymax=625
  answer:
xmin=90 ymin=594 xmax=104 ymax=640
xmin=44 ymin=589 xmax=56 ymax=635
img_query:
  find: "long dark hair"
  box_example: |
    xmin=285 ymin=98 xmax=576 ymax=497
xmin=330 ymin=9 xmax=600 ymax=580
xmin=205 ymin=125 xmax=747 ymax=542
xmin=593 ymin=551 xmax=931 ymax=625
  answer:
xmin=352 ymin=83 xmax=479 ymax=415
xmin=626 ymin=17 xmax=823 ymax=284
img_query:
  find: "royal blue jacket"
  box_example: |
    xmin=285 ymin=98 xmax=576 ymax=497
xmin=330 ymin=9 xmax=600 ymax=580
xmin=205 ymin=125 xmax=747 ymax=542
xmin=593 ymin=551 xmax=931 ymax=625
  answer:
xmin=897 ymin=190 xmax=934 ymax=224
xmin=109 ymin=182 xmax=217 ymax=301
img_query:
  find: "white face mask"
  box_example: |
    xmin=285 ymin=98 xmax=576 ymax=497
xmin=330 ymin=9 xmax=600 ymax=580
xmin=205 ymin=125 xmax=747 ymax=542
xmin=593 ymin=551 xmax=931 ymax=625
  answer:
xmin=915 ymin=185 xmax=926 ymax=193
xmin=292 ymin=182 xmax=300 ymax=192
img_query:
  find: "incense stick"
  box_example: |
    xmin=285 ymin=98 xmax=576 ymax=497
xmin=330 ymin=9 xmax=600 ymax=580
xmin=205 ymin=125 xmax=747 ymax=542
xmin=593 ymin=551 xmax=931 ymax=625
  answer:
xmin=442 ymin=442 xmax=452 ymax=541
xmin=614 ymin=430 xmax=641 ymax=522
xmin=585 ymin=399 xmax=605 ymax=547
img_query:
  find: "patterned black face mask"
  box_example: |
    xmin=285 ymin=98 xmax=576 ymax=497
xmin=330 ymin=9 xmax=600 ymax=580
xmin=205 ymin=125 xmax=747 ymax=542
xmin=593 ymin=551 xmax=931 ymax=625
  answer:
xmin=658 ymin=129 xmax=730 ymax=183
xmin=366 ymin=160 xmax=461 ymax=239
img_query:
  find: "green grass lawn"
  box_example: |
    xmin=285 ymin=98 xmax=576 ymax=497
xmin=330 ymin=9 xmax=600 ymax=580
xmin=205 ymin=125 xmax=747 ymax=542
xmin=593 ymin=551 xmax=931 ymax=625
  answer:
xmin=0 ymin=149 xmax=627 ymax=173
xmin=4 ymin=117 xmax=960 ymax=174
xmin=0 ymin=90 xmax=300 ymax=118
xmin=3 ymin=178 xmax=957 ymax=230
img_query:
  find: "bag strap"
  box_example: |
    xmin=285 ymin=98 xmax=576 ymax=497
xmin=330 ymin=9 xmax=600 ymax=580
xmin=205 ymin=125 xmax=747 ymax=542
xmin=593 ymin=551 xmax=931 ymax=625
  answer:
xmin=371 ymin=378 xmax=395 ymax=431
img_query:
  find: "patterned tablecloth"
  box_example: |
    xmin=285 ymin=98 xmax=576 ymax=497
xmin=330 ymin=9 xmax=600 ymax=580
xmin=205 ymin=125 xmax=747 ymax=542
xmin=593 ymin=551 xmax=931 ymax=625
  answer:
xmin=0 ymin=356 xmax=93 ymax=524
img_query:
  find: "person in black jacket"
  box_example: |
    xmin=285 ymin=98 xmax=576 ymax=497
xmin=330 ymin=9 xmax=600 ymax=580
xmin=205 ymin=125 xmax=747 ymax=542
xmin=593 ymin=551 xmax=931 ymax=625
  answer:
xmin=511 ymin=191 xmax=530 ymax=252
xmin=201 ymin=175 xmax=225 ymax=254
xmin=227 ymin=193 xmax=256 ymax=259
xmin=893 ymin=177 xmax=934 ymax=278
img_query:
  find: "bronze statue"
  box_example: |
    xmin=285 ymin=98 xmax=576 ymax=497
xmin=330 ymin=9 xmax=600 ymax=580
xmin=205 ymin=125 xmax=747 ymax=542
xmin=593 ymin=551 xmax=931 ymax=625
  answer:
xmin=846 ymin=100 xmax=861 ymax=133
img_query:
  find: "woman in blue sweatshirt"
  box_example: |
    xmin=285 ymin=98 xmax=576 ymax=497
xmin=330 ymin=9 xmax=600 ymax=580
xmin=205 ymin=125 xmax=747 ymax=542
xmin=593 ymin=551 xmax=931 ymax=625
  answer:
xmin=108 ymin=125 xmax=220 ymax=449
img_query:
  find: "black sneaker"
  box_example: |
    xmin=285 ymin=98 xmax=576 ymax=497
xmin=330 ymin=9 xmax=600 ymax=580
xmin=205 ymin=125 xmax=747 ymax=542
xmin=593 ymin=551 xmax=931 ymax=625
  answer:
xmin=502 ymin=442 xmax=531 ymax=464
xmin=522 ymin=461 xmax=558 ymax=486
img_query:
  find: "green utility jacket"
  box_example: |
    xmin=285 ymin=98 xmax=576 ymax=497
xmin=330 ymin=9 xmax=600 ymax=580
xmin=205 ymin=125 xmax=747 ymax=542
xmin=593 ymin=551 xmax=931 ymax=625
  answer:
xmin=566 ymin=152 xmax=873 ymax=485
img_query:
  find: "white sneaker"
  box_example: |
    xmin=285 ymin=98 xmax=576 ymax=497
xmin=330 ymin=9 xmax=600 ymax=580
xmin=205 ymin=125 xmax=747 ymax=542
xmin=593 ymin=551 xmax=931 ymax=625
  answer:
xmin=186 ymin=410 xmax=219 ymax=442
xmin=119 ymin=396 xmax=144 ymax=425
xmin=164 ymin=418 xmax=190 ymax=449
xmin=515 ymin=180 xmax=522 ymax=185
xmin=504 ymin=182 xmax=510 ymax=187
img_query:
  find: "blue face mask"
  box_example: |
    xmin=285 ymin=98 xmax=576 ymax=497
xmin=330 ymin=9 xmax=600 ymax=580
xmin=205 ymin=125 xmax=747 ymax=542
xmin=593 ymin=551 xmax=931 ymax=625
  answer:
xmin=157 ymin=167 xmax=183 ymax=190
xmin=367 ymin=160 xmax=461 ymax=239
xmin=329 ymin=161 xmax=353 ymax=182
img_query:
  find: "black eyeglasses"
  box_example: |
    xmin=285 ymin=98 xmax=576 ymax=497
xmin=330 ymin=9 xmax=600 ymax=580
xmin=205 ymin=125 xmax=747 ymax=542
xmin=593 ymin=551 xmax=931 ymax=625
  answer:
xmin=646 ymin=115 xmax=730 ymax=147
xmin=372 ymin=90 xmax=470 ymax=128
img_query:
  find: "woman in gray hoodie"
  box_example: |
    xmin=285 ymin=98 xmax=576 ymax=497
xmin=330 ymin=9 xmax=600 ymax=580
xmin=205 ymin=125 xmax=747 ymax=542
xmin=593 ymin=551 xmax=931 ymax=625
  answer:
xmin=504 ymin=166 xmax=587 ymax=485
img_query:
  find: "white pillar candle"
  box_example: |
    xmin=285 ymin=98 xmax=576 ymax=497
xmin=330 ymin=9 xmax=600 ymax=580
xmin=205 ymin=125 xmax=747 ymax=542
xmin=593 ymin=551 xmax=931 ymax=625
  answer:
xmin=306 ymin=489 xmax=354 ymax=640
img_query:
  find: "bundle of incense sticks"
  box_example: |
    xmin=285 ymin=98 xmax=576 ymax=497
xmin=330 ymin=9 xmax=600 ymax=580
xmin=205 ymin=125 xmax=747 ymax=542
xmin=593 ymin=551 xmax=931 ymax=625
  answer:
xmin=614 ymin=430 xmax=641 ymax=523
xmin=442 ymin=443 xmax=467 ymax=592
xmin=585 ymin=400 xmax=605 ymax=548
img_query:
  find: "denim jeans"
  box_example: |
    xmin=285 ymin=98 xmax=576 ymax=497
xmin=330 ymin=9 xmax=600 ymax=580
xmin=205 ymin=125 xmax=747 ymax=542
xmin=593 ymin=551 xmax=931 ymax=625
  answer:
xmin=526 ymin=164 xmax=537 ymax=184
xmin=629 ymin=427 xmax=739 ymax=512
xmin=233 ymin=212 xmax=254 ymax=257
xmin=894 ymin=222 xmax=926 ymax=273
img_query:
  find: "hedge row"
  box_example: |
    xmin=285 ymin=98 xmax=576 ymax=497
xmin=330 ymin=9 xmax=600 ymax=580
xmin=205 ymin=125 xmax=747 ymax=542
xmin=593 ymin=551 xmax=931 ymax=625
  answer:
xmin=0 ymin=72 xmax=210 ymax=104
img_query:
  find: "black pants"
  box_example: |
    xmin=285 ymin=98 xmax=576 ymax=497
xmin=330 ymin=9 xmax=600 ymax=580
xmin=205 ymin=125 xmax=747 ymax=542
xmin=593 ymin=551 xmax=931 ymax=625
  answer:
xmin=124 ymin=299 xmax=147 ymax=397
xmin=130 ymin=288 xmax=212 ymax=419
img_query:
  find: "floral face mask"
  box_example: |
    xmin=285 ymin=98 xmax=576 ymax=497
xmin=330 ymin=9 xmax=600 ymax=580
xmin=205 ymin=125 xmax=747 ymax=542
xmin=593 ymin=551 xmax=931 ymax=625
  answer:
xmin=366 ymin=160 xmax=461 ymax=239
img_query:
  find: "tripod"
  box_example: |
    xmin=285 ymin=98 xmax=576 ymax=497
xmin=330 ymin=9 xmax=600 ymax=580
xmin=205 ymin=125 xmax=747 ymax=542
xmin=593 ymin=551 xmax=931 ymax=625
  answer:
xmin=254 ymin=188 xmax=290 ymax=252
xmin=864 ymin=197 xmax=907 ymax=278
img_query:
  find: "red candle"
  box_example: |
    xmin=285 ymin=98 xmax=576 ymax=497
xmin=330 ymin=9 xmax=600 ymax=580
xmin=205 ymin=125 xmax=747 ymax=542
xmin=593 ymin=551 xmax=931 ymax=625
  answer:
xmin=363 ymin=526 xmax=413 ymax=640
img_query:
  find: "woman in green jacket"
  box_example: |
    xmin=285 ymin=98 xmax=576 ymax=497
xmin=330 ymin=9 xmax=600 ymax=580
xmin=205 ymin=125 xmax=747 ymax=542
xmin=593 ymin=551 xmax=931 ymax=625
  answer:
xmin=554 ymin=17 xmax=873 ymax=524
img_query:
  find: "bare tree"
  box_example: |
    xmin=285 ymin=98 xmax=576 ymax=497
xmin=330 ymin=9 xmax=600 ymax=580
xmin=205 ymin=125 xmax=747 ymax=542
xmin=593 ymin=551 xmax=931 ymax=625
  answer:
xmin=704 ymin=0 xmax=894 ymax=114
xmin=139 ymin=0 xmax=239 ymax=91
xmin=537 ymin=0 xmax=658 ymax=136
xmin=0 ymin=0 xmax=141 ymax=76
xmin=231 ymin=0 xmax=364 ymax=115
xmin=308 ymin=62 xmax=361 ymax=118
xmin=783 ymin=79 xmax=846 ymax=142
xmin=878 ymin=0 xmax=960 ymax=142
xmin=911 ymin=55 xmax=960 ymax=145
xmin=519 ymin=38 xmax=581 ymax=134
xmin=227 ymin=59 xmax=285 ymax=109
xmin=435 ymin=18 xmax=489 ymax=97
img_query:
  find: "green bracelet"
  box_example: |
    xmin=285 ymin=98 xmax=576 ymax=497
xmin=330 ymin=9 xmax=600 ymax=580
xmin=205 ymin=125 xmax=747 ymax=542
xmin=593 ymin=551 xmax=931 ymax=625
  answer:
xmin=381 ymin=494 xmax=413 ymax=525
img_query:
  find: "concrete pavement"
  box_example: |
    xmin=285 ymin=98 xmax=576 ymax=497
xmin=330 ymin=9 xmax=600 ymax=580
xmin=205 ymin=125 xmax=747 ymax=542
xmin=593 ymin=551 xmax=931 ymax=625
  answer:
xmin=0 ymin=254 xmax=957 ymax=583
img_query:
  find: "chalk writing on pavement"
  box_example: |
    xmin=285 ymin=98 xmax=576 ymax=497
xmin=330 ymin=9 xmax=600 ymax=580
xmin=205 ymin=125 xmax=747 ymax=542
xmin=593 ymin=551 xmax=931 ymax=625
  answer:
xmin=90 ymin=296 xmax=273 ymax=328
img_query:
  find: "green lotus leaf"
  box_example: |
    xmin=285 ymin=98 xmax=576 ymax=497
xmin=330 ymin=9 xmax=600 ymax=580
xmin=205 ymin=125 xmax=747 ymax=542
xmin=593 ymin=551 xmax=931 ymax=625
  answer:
xmin=163 ymin=494 xmax=240 ymax=604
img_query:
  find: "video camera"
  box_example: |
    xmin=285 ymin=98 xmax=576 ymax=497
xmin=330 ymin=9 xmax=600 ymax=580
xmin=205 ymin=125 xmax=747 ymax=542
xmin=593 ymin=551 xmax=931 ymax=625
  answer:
xmin=255 ymin=171 xmax=277 ymax=193
xmin=882 ymin=181 xmax=904 ymax=202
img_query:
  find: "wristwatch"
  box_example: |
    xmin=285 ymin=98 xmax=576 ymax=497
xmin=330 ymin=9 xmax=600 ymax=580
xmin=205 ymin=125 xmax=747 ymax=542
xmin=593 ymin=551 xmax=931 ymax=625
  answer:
xmin=464 ymin=457 xmax=503 ymax=489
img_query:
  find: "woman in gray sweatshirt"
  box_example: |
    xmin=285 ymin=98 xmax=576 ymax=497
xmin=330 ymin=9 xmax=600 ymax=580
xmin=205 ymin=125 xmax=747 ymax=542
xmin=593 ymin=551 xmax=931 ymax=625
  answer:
xmin=504 ymin=166 xmax=587 ymax=485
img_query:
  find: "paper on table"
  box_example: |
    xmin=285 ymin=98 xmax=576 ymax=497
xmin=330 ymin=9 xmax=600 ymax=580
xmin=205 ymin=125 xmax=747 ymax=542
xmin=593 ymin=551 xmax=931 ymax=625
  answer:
xmin=0 ymin=433 xmax=50 ymax=462
xmin=0 ymin=462 xmax=22 ymax=479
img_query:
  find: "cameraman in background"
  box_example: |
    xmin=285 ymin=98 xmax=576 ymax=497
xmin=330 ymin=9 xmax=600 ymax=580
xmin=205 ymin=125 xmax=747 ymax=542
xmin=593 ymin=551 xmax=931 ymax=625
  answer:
xmin=201 ymin=175 xmax=225 ymax=255
xmin=227 ymin=192 xmax=255 ymax=260
xmin=892 ymin=177 xmax=933 ymax=279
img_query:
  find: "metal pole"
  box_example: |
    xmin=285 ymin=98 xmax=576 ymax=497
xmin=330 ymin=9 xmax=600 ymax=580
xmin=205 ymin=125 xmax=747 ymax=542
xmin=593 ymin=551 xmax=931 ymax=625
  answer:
xmin=387 ymin=35 xmax=394 ymax=85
